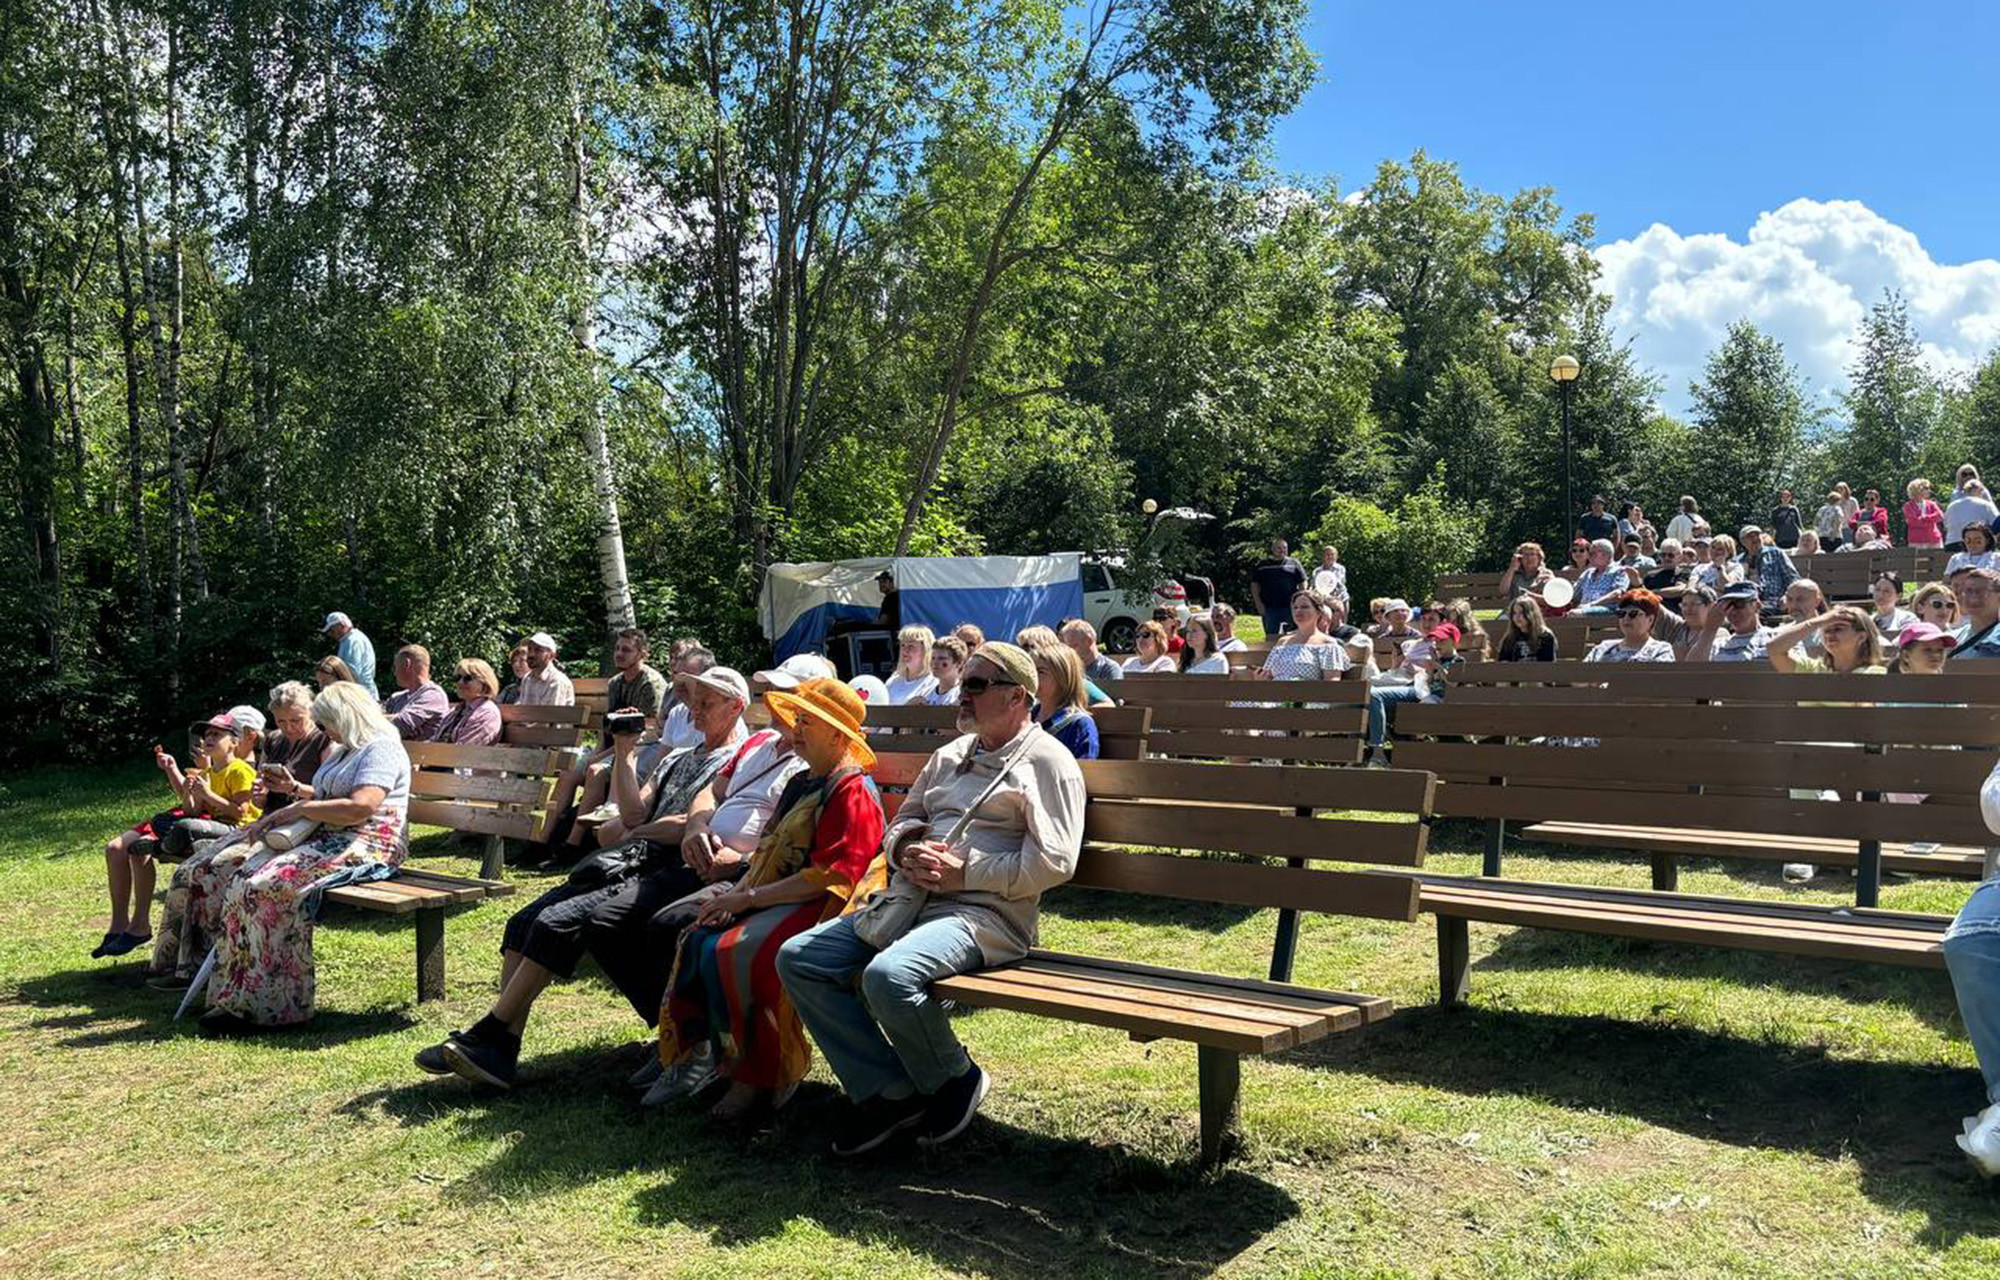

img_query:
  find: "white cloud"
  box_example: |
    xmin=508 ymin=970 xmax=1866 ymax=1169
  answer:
xmin=1594 ymin=199 xmax=2000 ymax=416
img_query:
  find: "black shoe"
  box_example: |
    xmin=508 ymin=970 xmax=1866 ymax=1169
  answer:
xmin=916 ymin=1062 xmax=990 ymax=1148
xmin=414 ymin=1030 xmax=469 ymax=1075
xmin=90 ymin=931 xmax=121 ymax=959
xmin=102 ymin=931 xmax=152 ymax=957
xmin=197 ymin=1009 xmax=262 ymax=1038
xmin=442 ymin=1031 xmax=519 ymax=1089
xmin=829 ymin=1093 xmax=929 ymax=1157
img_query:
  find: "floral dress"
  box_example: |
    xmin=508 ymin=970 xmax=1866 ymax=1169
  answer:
xmin=207 ymin=735 xmax=411 ymax=1026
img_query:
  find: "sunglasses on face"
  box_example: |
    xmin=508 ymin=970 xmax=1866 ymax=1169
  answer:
xmin=454 ymin=674 xmax=479 ymax=683
xmin=958 ymin=675 xmax=1018 ymax=696
xmin=1616 ymin=608 xmax=1648 ymax=619
xmin=1925 ymin=599 xmax=1953 ymax=609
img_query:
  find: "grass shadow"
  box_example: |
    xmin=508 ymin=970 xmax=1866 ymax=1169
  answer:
xmin=5 ymin=964 xmax=415 ymax=1048
xmin=343 ymin=1044 xmax=1297 ymax=1279
xmin=1283 ymin=1004 xmax=2000 ymax=1243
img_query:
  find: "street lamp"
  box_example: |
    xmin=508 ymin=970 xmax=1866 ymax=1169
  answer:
xmin=1549 ymin=354 xmax=1580 ymax=544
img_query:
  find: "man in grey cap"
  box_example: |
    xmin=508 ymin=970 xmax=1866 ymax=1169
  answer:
xmin=778 ymin=641 xmax=1085 ymax=1156
xmin=516 ymin=631 xmax=575 ymax=706
xmin=1687 ymin=581 xmax=1775 ymax=662
xmin=322 ymin=611 xmax=378 ymax=699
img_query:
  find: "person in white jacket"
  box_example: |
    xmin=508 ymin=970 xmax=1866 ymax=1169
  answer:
xmin=1944 ymin=760 xmax=2000 ymax=1175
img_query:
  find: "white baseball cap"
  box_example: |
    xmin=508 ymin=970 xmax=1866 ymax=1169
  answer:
xmin=227 ymin=705 xmax=267 ymax=735
xmin=674 ymin=664 xmax=750 ymax=706
xmin=755 ymin=653 xmax=838 ymax=690
xmin=524 ymin=631 xmax=559 ymax=652
xmin=321 ymin=611 xmax=351 ymax=632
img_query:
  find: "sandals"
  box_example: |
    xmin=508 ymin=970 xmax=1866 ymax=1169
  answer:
xmin=93 ymin=931 xmax=152 ymax=958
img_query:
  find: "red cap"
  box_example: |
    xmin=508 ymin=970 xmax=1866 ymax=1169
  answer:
xmin=1425 ymin=623 xmax=1462 ymax=644
xmin=1896 ymin=621 xmax=1950 ymax=647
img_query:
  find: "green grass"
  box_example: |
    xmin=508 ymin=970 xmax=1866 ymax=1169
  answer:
xmin=3 ymin=762 xmax=1999 ymax=1277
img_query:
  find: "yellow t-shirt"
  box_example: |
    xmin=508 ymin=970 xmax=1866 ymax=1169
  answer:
xmin=193 ymin=757 xmax=261 ymax=824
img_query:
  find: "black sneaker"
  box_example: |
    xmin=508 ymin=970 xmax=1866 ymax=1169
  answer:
xmin=829 ymin=1093 xmax=929 ymax=1157
xmin=414 ymin=1030 xmax=469 ymax=1075
xmin=916 ymin=1062 xmax=990 ymax=1148
xmin=442 ymin=1030 xmax=519 ymax=1089
xmin=90 ymin=931 xmax=121 ymax=959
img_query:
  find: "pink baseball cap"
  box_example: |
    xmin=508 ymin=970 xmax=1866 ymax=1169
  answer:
xmin=1896 ymin=621 xmax=1951 ymax=647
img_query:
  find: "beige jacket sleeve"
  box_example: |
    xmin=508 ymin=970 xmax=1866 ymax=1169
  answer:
xmin=960 ymin=744 xmax=1086 ymax=901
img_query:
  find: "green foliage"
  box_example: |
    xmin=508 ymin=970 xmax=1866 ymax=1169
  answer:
xmin=1685 ymin=320 xmax=1814 ymax=532
xmin=1307 ymin=472 xmax=1480 ymax=607
xmin=1826 ymin=293 xmax=1945 ymax=495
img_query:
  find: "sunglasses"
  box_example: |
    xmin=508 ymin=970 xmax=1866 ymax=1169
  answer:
xmin=454 ymin=673 xmax=480 ymax=683
xmin=958 ymin=675 xmax=1019 ymax=696
xmin=1924 ymin=599 xmax=1954 ymax=609
xmin=1616 ymin=608 xmax=1648 ymax=619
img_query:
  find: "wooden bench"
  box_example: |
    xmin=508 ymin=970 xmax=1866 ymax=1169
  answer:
xmin=1115 ymin=676 xmax=1369 ymax=765
xmin=499 ymin=701 xmax=590 ymax=749
xmin=863 ymin=704 xmax=1152 ymax=759
xmin=573 ymin=676 xmax=610 ymax=731
xmin=1394 ymin=694 xmax=2000 ymax=905
xmin=872 ymin=753 xmax=1437 ymax=1164
xmin=1434 ymin=570 xmax=1512 ymax=611
xmin=407 ymin=739 xmax=574 ymax=877
xmin=1792 ymin=546 xmax=1944 ymax=600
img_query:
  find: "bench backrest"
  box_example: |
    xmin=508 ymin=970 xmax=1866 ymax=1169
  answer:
xmin=405 ymin=739 xmax=570 ymax=843
xmin=498 ymin=701 xmax=590 ymax=748
xmin=864 ymin=703 xmax=1151 ymax=759
xmin=870 ymin=753 xmax=1436 ymax=922
xmin=1448 ymin=662 xmax=2000 ymax=706
xmin=573 ymin=677 xmax=610 ymax=732
xmin=1114 ymin=677 xmax=1369 ymax=765
xmin=1395 ymin=694 xmax=2000 ymax=847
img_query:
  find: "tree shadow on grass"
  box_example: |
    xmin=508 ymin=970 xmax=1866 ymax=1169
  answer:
xmin=343 ymin=1044 xmax=1298 ymax=1279
xmin=1283 ymin=1004 xmax=2000 ymax=1245
xmin=1463 ymin=922 xmax=1964 ymax=1034
xmin=4 ymin=965 xmax=416 ymax=1048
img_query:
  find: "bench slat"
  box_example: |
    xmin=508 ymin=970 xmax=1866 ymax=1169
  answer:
xmin=1148 ymin=732 xmax=1364 ymax=765
xmin=1400 ymin=702 xmax=2000 ymax=747
xmin=1080 ymin=759 xmax=1434 ymax=813
xmin=1519 ymin=821 xmax=1990 ymax=877
xmin=1395 ymin=738 xmax=1996 ymax=795
xmin=1432 ymin=781 xmax=1994 ymax=845
xmin=932 ymin=970 xmax=1314 ymax=1053
xmin=1085 ymin=802 xmax=1427 ymax=867
xmin=1020 ymin=950 xmax=1396 ymax=1022
xmin=973 ymin=963 xmax=1338 ymax=1034
xmin=404 ymin=741 xmax=564 ymax=773
xmin=409 ymin=799 xmax=540 ymax=842
xmin=407 ymin=771 xmax=553 ymax=805
xmin=1070 ymin=850 xmax=1421 ymax=920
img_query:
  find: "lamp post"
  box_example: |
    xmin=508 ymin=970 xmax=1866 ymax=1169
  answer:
xmin=1549 ymin=354 xmax=1580 ymax=544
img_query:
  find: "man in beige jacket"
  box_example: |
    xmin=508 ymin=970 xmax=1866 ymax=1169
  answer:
xmin=778 ymin=642 xmax=1085 ymax=1157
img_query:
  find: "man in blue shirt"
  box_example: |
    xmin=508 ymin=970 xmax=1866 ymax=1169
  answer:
xmin=1571 ymin=539 xmax=1635 ymax=614
xmin=323 ymin=611 xmax=379 ymax=699
xmin=1692 ymin=582 xmax=1775 ymax=662
xmin=1736 ymin=526 xmax=1798 ymax=612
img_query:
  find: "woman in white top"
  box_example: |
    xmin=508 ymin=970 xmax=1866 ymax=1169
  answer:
xmin=1122 ymin=621 xmax=1178 ymax=673
xmin=1179 ymin=616 xmax=1229 ymax=675
xmin=1256 ymin=590 xmax=1350 ymax=681
xmin=1947 ymin=522 xmax=2000 ymax=577
xmin=1871 ymin=573 xmax=1918 ymax=643
xmin=923 ymin=635 xmax=967 ymax=705
xmin=883 ymin=625 xmax=938 ymax=704
xmin=1697 ymin=534 xmax=1743 ymax=590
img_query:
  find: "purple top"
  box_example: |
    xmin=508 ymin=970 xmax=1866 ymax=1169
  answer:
xmin=429 ymin=698 xmax=502 ymax=746
xmin=385 ymin=680 xmax=450 ymax=740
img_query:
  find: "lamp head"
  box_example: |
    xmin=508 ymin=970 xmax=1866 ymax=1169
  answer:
xmin=1141 ymin=498 xmax=1158 ymax=515
xmin=1549 ymin=354 xmax=1580 ymax=383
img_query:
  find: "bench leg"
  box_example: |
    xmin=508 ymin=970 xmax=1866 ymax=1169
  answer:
xmin=1437 ymin=914 xmax=1470 ymax=1007
xmin=1482 ymin=818 xmax=1505 ymax=878
xmin=1649 ymin=851 xmax=1679 ymax=892
xmin=1268 ymin=854 xmax=1307 ymax=982
xmin=1197 ymin=1045 xmax=1241 ymax=1168
xmin=415 ymin=906 xmax=446 ymax=1002
xmin=481 ymin=835 xmax=506 ymax=880
xmin=1856 ymin=839 xmax=1881 ymax=909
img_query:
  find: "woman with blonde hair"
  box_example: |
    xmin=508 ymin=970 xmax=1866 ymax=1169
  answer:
xmin=1122 ymin=621 xmax=1176 ymax=673
xmin=431 ymin=658 xmax=504 ymax=745
xmin=1905 ymin=478 xmax=1946 ymax=548
xmin=1697 ymin=534 xmax=1742 ymax=590
xmin=1033 ymin=644 xmax=1099 ymax=759
xmin=195 ymin=682 xmax=412 ymax=1032
xmin=885 ymin=625 xmax=939 ymax=704
xmin=658 ymin=678 xmax=883 ymax=1120
xmin=1768 ymin=605 xmax=1885 ymax=675
xmin=1913 ymin=581 xmax=1960 ymax=631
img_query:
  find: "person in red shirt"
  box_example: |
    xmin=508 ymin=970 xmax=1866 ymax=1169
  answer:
xmin=1904 ymin=478 xmax=1946 ymax=548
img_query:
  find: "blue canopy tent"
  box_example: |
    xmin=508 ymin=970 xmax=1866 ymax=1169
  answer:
xmin=760 ymin=554 xmax=1085 ymax=661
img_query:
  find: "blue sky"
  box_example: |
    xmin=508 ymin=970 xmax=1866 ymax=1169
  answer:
xmin=1268 ymin=1 xmax=2000 ymax=410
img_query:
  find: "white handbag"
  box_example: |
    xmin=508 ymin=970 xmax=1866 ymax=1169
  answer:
xmin=262 ymin=817 xmax=323 ymax=852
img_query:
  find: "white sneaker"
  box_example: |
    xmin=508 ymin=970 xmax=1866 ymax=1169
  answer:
xmin=1781 ymin=863 xmax=1816 ymax=883
xmin=641 ymin=1044 xmax=717 ymax=1107
xmin=1956 ymin=1103 xmax=2000 ymax=1177
xmin=628 ymin=1054 xmax=664 ymax=1089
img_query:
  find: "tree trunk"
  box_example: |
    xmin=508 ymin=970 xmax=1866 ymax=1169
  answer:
xmin=165 ymin=13 xmax=207 ymax=603
xmin=569 ymin=96 xmax=636 ymax=647
xmin=2 ymin=265 xmax=63 ymax=666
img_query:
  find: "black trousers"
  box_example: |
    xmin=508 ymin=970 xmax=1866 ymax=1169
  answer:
xmin=592 ymin=874 xmax=743 ymax=1024
xmin=501 ymin=854 xmax=702 ymax=981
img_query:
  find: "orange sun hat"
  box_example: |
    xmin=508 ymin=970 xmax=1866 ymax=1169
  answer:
xmin=764 ymin=676 xmax=875 ymax=769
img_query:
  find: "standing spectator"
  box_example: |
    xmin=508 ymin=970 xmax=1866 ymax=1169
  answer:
xmin=432 ymin=659 xmax=505 ymax=746
xmin=1618 ymin=502 xmax=1653 ymax=544
xmin=1058 ymin=619 xmax=1122 ymax=686
xmin=1585 ymin=591 xmax=1675 ymax=663
xmin=1209 ymin=603 xmax=1249 ymax=653
xmin=885 ymin=626 xmax=940 ymax=704
xmin=497 ymin=643 xmax=531 ymax=704
xmin=1951 ymin=569 xmax=2000 ymax=659
xmin=1249 ymin=539 xmax=1306 ymax=637
xmin=1946 ymin=480 xmax=1999 ymax=550
xmin=1311 ymin=546 xmax=1349 ymax=603
xmin=1256 ymin=590 xmax=1351 ymax=681
xmin=1688 ymin=582 xmax=1776 ymax=662
xmin=1737 ymin=526 xmax=1799 ymax=611
xmin=1665 ymin=496 xmax=1702 ymax=545
xmin=1179 ymin=616 xmax=1229 ymax=674
xmin=1870 ymin=574 xmax=1918 ymax=644
xmin=383 ymin=644 xmax=449 ymax=740
xmin=321 ymin=611 xmax=378 ymax=699
xmin=1833 ymin=481 xmax=1860 ymax=530
xmin=1851 ymin=488 xmax=1893 ymax=545
xmin=1952 ymin=463 xmax=1983 ymax=502
xmin=1579 ymin=495 xmax=1617 ymax=544
xmin=925 ymin=636 xmax=968 ymax=705
xmin=1905 ymin=479 xmax=1946 ymax=548
xmin=1497 ymin=597 xmax=1557 ymax=661
xmin=516 ymin=632 xmax=575 ymax=706
xmin=777 ymin=643 xmax=1084 ymax=1156
xmin=1033 ymin=645 xmax=1099 ymax=760
xmin=1769 ymin=489 xmax=1803 ymax=550
xmin=1813 ymin=490 xmax=1847 ymax=550
xmin=1950 ymin=523 xmax=2000 ymax=577
xmin=1121 ymin=621 xmax=1177 ymax=673
xmin=874 ymin=571 xmax=902 ymax=632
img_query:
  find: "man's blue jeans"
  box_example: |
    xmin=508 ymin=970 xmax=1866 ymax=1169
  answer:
xmin=1946 ymin=877 xmax=2000 ymax=1105
xmin=777 ymin=912 xmax=986 ymax=1103
xmin=1367 ymin=686 xmax=1423 ymax=748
